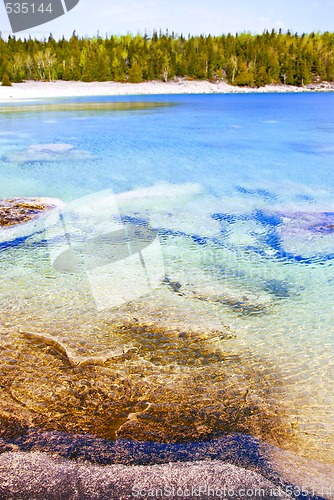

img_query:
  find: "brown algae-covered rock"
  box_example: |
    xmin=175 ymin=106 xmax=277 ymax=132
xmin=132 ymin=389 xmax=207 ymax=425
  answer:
xmin=0 ymin=320 xmax=296 ymax=450
xmin=0 ymin=197 xmax=62 ymax=227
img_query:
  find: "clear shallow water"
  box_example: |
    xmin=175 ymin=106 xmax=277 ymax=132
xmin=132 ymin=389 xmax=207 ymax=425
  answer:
xmin=0 ymin=94 xmax=334 ymax=471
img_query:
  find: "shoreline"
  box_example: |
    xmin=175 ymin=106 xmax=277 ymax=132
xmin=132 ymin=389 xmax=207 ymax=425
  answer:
xmin=1 ymin=432 xmax=333 ymax=497
xmin=1 ymin=79 xmax=334 ymax=101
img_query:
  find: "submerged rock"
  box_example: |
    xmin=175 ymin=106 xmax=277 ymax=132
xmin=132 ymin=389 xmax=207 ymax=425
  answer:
xmin=0 ymin=316 xmax=295 ymax=450
xmin=163 ymin=275 xmax=272 ymax=314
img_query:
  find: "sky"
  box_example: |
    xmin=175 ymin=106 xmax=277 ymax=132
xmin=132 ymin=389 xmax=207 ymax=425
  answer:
xmin=1 ymin=0 xmax=334 ymax=39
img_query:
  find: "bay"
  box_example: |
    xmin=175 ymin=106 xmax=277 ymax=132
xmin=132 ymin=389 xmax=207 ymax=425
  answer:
xmin=0 ymin=93 xmax=334 ymax=475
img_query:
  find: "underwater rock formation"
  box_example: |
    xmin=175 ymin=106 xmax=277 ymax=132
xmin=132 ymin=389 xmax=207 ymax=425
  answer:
xmin=0 ymin=318 xmax=295 ymax=449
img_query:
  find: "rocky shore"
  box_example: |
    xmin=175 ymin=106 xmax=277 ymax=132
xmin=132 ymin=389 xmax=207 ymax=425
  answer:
xmin=0 ymin=198 xmax=61 ymax=227
xmin=1 ymin=79 xmax=334 ymax=102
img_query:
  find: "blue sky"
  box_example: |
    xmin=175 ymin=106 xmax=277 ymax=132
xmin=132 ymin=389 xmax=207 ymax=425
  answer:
xmin=1 ymin=0 xmax=334 ymax=39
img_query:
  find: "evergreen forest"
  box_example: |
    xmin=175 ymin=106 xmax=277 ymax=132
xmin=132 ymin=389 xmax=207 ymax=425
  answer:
xmin=1 ymin=29 xmax=334 ymax=86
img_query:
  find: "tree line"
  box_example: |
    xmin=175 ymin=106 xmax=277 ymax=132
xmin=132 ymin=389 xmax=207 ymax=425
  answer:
xmin=1 ymin=29 xmax=334 ymax=86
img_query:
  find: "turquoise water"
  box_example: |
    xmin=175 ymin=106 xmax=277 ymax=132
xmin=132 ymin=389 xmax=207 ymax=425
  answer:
xmin=1 ymin=93 xmax=334 ymax=468
xmin=1 ymin=94 xmax=334 ymax=200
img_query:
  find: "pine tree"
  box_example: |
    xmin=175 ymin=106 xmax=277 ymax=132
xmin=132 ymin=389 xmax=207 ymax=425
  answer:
xmin=128 ymin=59 xmax=143 ymax=83
xmin=234 ymin=61 xmax=254 ymax=86
xmin=255 ymin=65 xmax=269 ymax=87
xmin=1 ymin=72 xmax=12 ymax=86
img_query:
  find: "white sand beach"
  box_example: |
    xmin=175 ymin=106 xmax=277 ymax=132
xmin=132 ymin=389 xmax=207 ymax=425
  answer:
xmin=0 ymin=79 xmax=334 ymax=102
